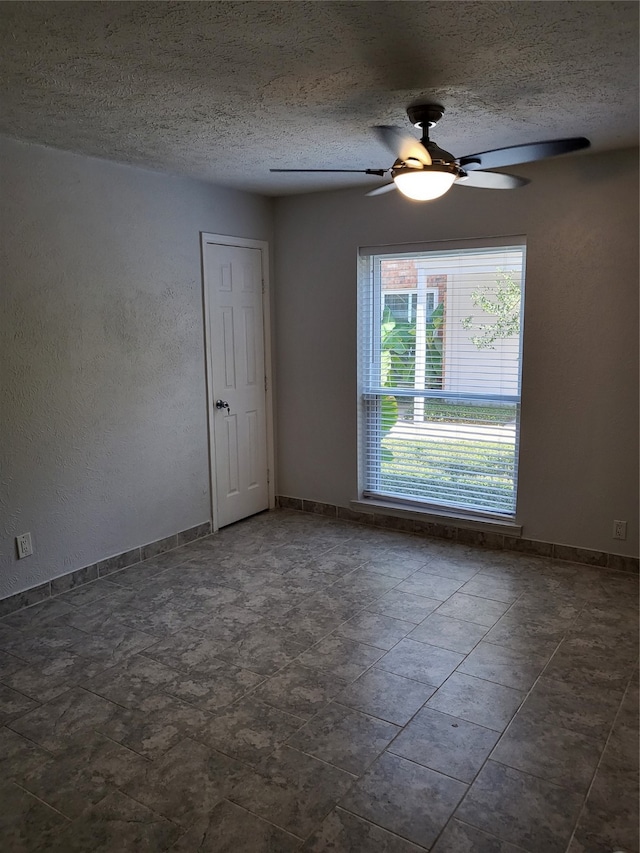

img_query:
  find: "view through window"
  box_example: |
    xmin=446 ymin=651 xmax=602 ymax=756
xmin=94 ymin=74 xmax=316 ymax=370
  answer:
xmin=359 ymin=240 xmax=526 ymax=517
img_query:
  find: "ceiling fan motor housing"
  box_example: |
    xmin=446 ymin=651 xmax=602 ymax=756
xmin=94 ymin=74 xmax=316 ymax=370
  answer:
xmin=407 ymin=103 xmax=445 ymax=129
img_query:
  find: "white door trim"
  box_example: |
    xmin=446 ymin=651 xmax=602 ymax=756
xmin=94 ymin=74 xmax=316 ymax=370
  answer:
xmin=201 ymin=232 xmax=275 ymax=533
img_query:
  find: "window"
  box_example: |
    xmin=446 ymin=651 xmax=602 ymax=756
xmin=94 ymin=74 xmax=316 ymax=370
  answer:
xmin=359 ymin=238 xmax=526 ymax=518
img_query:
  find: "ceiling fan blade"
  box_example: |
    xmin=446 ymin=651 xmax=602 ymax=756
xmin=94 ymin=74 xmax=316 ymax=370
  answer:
xmin=270 ymin=168 xmax=388 ymax=175
xmin=458 ymin=137 xmax=590 ymax=171
xmin=456 ymin=171 xmax=530 ymax=190
xmin=373 ymin=126 xmax=432 ymax=166
xmin=366 ymin=182 xmax=397 ymax=197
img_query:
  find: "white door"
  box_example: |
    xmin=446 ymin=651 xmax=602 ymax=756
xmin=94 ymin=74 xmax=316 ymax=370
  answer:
xmin=203 ymin=238 xmax=270 ymax=528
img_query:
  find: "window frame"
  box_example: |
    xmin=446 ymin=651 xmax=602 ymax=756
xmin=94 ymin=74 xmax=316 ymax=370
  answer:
xmin=357 ymin=236 xmax=526 ymax=521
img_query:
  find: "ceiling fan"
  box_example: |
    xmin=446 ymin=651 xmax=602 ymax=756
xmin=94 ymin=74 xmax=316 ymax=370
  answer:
xmin=271 ymin=104 xmax=590 ymax=201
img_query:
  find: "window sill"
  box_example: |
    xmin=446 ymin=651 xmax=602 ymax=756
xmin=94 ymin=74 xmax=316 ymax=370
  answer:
xmin=350 ymin=498 xmax=522 ymax=537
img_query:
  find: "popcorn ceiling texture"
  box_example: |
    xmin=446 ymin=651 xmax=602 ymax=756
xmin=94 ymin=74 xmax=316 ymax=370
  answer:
xmin=0 ymin=1 xmax=638 ymax=195
xmin=0 ymin=135 xmax=272 ymax=600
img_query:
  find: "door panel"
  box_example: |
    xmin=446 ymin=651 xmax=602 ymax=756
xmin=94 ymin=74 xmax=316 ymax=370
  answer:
xmin=204 ymin=242 xmax=269 ymax=527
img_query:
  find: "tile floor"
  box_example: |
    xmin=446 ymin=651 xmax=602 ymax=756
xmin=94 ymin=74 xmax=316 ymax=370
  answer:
xmin=0 ymin=509 xmax=638 ymax=852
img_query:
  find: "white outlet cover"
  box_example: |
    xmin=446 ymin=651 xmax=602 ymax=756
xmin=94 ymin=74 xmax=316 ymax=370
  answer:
xmin=16 ymin=532 xmax=33 ymax=558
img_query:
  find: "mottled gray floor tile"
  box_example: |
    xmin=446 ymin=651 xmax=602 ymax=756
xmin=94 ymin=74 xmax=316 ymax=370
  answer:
xmin=491 ymin=714 xmax=603 ymax=793
xmin=458 ymin=641 xmax=549 ymax=691
xmin=458 ymin=576 xmax=524 ymax=604
xmin=276 ymin=542 xmax=331 ymax=563
xmin=81 ymin=655 xmax=177 ymax=708
xmin=21 ymin=731 xmax=150 ymax=818
xmin=296 ymin=590 xmax=359 ymax=622
xmin=509 ymin=590 xmax=582 ymax=617
xmin=377 ymin=638 xmax=464 ymax=687
xmin=24 ymin=648 xmax=108 ymax=685
xmin=8 ymin=686 xmax=119 ymax=752
xmin=329 ymin=542 xmax=390 ymax=563
xmin=55 ymin=589 xmax=140 ymax=628
xmin=252 ymin=661 xmax=348 ymax=719
xmin=269 ymin=605 xmax=351 ymax=647
xmin=367 ymin=589 xmax=441 ymax=623
xmin=49 ymin=789 xmax=179 ymax=852
xmin=1 ymin=598 xmax=76 ymax=631
xmin=298 ymin=636 xmax=384 ymax=681
xmin=216 ymin=626 xmax=307 ymax=675
xmin=1 ymin=662 xmax=70 ymax=703
xmin=230 ymin=745 xmax=355 ymax=838
xmin=197 ymin=696 xmax=303 ymax=764
xmin=0 ymin=681 xmax=40 ymax=722
xmin=0 ymin=622 xmax=89 ymax=665
xmin=115 ymin=603 xmax=201 ymax=638
xmin=107 ymin=562 xmax=174 ymax=589
xmin=96 ymin=692 xmax=212 ymax=759
xmin=336 ymin=668 xmax=435 ymax=726
xmin=341 ymin=751 xmax=466 ymax=848
xmin=69 ymin=616 xmax=157 ymax=663
xmin=516 ymin=676 xmax=624 ymax=742
xmin=182 ymin=603 xmax=264 ymax=641
xmin=602 ymin=680 xmax=639 ymax=775
xmin=0 ymin=781 xmax=69 ymax=851
xmin=427 ymin=673 xmax=525 ymax=732
xmin=456 ymin=760 xmax=583 ymax=853
xmin=543 ymin=637 xmax=637 ymax=689
xmin=333 ymin=611 xmax=414 ymax=650
xmin=409 ymin=613 xmax=488 ymax=654
xmin=435 ymin=594 xmax=510 ymax=627
xmin=56 ymin=578 xmax=122 ymax=608
xmin=397 ymin=572 xmax=465 ymax=601
xmin=170 ymin=799 xmax=301 ymax=851
xmin=242 ymin=552 xmax=309 ymax=574
xmin=482 ymin=615 xmax=566 ymax=656
xmin=282 ymin=563 xmax=338 ymax=586
xmin=164 ymin=656 xmax=263 ymax=711
xmin=5 ymin=511 xmax=639 ymax=852
xmin=327 ymin=575 xmax=400 ymax=608
xmin=363 ymin=553 xmax=426 ymax=579
xmin=140 ymin=627 xmax=231 ymax=672
xmin=303 ymin=806 xmax=425 ymax=852
xmin=0 ymin=725 xmax=52 ymax=784
xmin=431 ymin=819 xmax=527 ymax=852
xmin=0 ymin=648 xmax=29 ymax=677
xmin=287 ymin=701 xmax=399 ymax=774
xmin=390 ymin=706 xmax=499 ymax=782
xmin=123 ymin=737 xmax=248 ymax=826
xmin=303 ymin=553 xmax=368 ymax=577
xmin=422 ymin=555 xmax=481 ymax=581
xmin=570 ymin=761 xmax=639 ymax=853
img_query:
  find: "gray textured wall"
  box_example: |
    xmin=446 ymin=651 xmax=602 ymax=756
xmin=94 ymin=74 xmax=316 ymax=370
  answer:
xmin=1 ymin=136 xmax=273 ymax=599
xmin=273 ymin=148 xmax=639 ymax=557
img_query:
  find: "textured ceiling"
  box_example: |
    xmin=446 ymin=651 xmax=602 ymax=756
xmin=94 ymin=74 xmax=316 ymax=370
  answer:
xmin=0 ymin=1 xmax=638 ymax=195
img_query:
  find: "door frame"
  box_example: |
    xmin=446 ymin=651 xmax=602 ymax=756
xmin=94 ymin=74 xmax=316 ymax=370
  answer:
xmin=201 ymin=232 xmax=275 ymax=533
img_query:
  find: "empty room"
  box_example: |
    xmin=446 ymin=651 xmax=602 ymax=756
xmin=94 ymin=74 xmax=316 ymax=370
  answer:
xmin=0 ymin=2 xmax=638 ymax=852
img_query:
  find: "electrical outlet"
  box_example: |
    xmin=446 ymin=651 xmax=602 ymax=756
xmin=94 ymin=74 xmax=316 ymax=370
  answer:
xmin=613 ymin=520 xmax=627 ymax=541
xmin=16 ymin=532 xmax=33 ymax=558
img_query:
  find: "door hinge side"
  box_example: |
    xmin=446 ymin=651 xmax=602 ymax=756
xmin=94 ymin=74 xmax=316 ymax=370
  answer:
xmin=267 ymin=468 xmax=270 ymax=484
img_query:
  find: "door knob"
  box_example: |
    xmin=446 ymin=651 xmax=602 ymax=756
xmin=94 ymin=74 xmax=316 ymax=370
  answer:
xmin=215 ymin=400 xmax=231 ymax=413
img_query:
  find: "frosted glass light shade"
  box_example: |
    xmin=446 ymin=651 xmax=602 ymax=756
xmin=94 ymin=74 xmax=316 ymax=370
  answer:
xmin=393 ymin=167 xmax=457 ymax=201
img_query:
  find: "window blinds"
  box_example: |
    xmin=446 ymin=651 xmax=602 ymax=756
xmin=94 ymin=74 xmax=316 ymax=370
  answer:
xmin=359 ymin=240 xmax=526 ymax=517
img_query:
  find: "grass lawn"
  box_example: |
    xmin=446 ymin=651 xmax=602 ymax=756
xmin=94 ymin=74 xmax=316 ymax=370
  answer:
xmin=397 ymin=400 xmax=516 ymax=425
xmin=381 ymin=435 xmax=516 ymax=513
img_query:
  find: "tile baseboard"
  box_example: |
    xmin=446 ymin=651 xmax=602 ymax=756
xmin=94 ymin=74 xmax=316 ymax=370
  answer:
xmin=0 ymin=521 xmax=212 ymax=618
xmin=276 ymin=495 xmax=639 ymax=575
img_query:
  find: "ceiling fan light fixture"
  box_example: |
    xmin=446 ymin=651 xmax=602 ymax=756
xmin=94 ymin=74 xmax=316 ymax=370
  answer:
xmin=392 ymin=164 xmax=458 ymax=201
